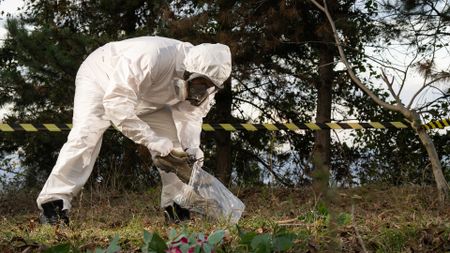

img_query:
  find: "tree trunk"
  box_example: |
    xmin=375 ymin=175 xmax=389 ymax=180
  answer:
xmin=408 ymin=112 xmax=450 ymax=201
xmin=213 ymin=79 xmax=232 ymax=185
xmin=311 ymin=45 xmax=334 ymax=191
xmin=311 ymin=40 xmax=339 ymax=252
xmin=416 ymin=129 xmax=449 ymax=201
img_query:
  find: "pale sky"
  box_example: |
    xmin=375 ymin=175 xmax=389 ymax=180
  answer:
xmin=0 ymin=0 xmax=24 ymax=40
xmin=0 ymin=0 xmax=24 ymax=120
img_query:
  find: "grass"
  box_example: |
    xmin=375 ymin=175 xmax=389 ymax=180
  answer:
xmin=0 ymin=185 xmax=449 ymax=252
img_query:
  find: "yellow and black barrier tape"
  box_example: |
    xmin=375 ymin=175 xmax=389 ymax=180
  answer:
xmin=0 ymin=118 xmax=448 ymax=132
xmin=422 ymin=118 xmax=450 ymax=130
xmin=200 ymin=121 xmax=411 ymax=131
xmin=0 ymin=123 xmax=73 ymax=132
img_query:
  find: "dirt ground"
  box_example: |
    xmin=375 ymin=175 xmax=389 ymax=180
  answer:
xmin=1 ymin=185 xmax=449 ymax=252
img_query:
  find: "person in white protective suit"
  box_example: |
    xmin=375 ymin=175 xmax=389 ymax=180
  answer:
xmin=36 ymin=36 xmax=232 ymax=225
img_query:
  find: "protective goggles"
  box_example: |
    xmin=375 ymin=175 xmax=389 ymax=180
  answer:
xmin=174 ymin=73 xmax=219 ymax=106
xmin=186 ymin=79 xmax=217 ymax=106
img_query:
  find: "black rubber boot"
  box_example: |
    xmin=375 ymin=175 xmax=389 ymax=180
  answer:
xmin=40 ymin=200 xmax=69 ymax=226
xmin=164 ymin=203 xmax=191 ymax=224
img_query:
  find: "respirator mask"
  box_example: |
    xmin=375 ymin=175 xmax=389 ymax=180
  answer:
xmin=173 ymin=74 xmax=217 ymax=106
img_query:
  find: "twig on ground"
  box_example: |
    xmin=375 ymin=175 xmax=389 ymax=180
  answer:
xmin=277 ymin=223 xmax=307 ymax=227
xmin=352 ymin=203 xmax=368 ymax=253
xmin=276 ymin=218 xmax=300 ymax=224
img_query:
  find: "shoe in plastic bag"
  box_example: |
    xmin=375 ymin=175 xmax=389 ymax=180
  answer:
xmin=174 ymin=164 xmax=245 ymax=224
xmin=164 ymin=203 xmax=191 ymax=224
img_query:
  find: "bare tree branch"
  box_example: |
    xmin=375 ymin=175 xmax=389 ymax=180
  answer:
xmin=381 ymin=70 xmax=402 ymax=105
xmin=309 ymin=0 xmax=325 ymax=12
xmin=416 ymin=88 xmax=450 ymax=113
xmin=310 ymin=0 xmax=404 ymax=113
xmin=407 ymin=74 xmax=450 ymax=109
xmin=242 ymin=148 xmax=293 ymax=187
xmin=397 ymin=50 xmax=420 ymax=97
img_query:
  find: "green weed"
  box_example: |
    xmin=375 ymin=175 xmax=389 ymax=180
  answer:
xmin=236 ymin=225 xmax=297 ymax=252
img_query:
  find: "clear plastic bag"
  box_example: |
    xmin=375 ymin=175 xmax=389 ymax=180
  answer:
xmin=174 ymin=163 xmax=245 ymax=224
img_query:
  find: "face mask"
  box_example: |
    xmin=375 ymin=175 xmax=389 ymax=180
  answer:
xmin=174 ymin=77 xmax=218 ymax=106
xmin=186 ymin=82 xmax=216 ymax=106
xmin=173 ymin=78 xmax=188 ymax=101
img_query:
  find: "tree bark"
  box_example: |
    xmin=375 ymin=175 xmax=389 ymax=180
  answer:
xmin=311 ymin=41 xmax=334 ymax=191
xmin=409 ymin=111 xmax=449 ymax=202
xmin=311 ymin=38 xmax=339 ymax=252
xmin=416 ymin=129 xmax=449 ymax=201
xmin=213 ymin=79 xmax=232 ymax=185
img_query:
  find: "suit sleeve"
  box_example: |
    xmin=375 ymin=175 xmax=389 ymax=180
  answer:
xmin=102 ymin=55 xmax=166 ymax=150
xmin=171 ymin=94 xmax=215 ymax=151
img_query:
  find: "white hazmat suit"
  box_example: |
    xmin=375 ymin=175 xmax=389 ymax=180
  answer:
xmin=36 ymin=36 xmax=232 ymax=211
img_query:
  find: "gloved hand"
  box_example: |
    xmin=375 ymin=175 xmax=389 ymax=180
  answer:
xmin=154 ymin=150 xmax=192 ymax=183
xmin=185 ymin=147 xmax=204 ymax=167
xmin=148 ymin=137 xmax=173 ymax=157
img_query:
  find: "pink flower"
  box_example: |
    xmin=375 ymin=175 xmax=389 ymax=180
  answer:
xmin=171 ymin=236 xmax=188 ymax=244
xmin=166 ymin=247 xmax=182 ymax=253
xmin=179 ymin=237 xmax=189 ymax=244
